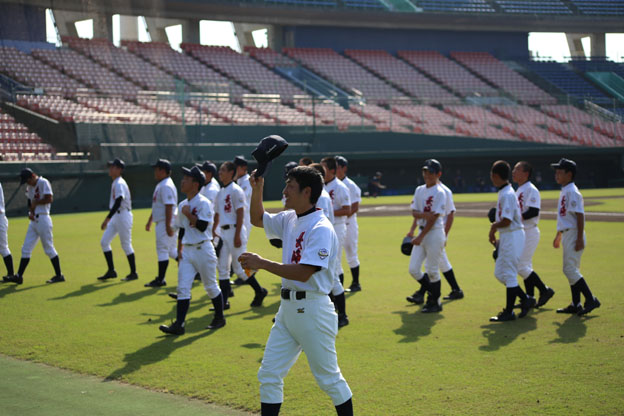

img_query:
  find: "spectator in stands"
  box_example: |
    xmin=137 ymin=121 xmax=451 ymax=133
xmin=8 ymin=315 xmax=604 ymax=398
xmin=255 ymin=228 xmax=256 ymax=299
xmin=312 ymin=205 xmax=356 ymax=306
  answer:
xmin=454 ymin=169 xmax=465 ymax=193
xmin=368 ymin=171 xmax=386 ymax=197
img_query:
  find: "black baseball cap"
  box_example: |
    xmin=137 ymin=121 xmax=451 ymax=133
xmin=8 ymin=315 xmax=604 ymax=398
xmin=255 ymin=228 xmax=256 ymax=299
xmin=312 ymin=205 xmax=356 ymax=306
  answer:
xmin=181 ymin=166 xmax=205 ymax=187
xmin=551 ymin=158 xmax=577 ymax=174
xmin=200 ymin=161 xmax=217 ymax=176
xmin=151 ymin=158 xmax=171 ymax=173
xmin=422 ymin=159 xmax=441 ymax=174
xmin=251 ymin=135 xmax=289 ymax=177
xmin=283 ymin=161 xmax=298 ymax=179
xmin=19 ymin=167 xmax=34 ymax=184
xmin=233 ymin=155 xmax=248 ymax=167
xmin=107 ymin=158 xmax=125 ymax=169
xmin=335 ymin=156 xmax=348 ymax=167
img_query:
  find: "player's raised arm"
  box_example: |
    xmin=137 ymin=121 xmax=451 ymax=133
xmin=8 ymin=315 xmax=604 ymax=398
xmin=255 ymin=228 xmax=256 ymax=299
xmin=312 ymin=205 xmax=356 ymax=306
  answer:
xmin=249 ymin=171 xmax=265 ymax=228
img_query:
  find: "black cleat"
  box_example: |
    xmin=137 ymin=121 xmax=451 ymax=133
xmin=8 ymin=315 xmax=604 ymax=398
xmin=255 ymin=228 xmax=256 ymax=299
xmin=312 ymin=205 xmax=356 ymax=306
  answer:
xmin=536 ymin=287 xmax=555 ymax=308
xmin=556 ymin=304 xmax=582 ymax=314
xmin=193 ymin=273 xmax=201 ymax=281
xmin=443 ymin=289 xmax=464 ymax=300
xmin=3 ymin=274 xmax=23 ymax=285
xmin=144 ymin=278 xmax=166 ymax=287
xmin=122 ymin=272 xmax=138 ymax=281
xmin=167 ymin=292 xmax=178 ymax=300
xmin=46 ymin=275 xmax=65 ymax=284
xmin=519 ymin=296 xmax=536 ymax=318
xmin=159 ymin=321 xmax=185 ymax=335
xmin=206 ymin=317 xmax=226 ymax=330
xmin=421 ymin=300 xmax=442 ymax=313
xmin=229 ymin=288 xmax=235 ymax=298
xmin=346 ymin=283 xmax=361 ymax=292
xmin=338 ymin=314 xmax=349 ymax=328
xmin=250 ymin=288 xmax=268 ymax=307
xmin=210 ymin=302 xmax=230 ymax=311
xmin=97 ymin=270 xmax=117 ymax=281
xmin=406 ymin=291 xmax=425 ymax=305
xmin=233 ymin=277 xmax=246 ymax=286
xmin=490 ymin=310 xmax=516 ymax=322
xmin=578 ymin=297 xmax=601 ymax=316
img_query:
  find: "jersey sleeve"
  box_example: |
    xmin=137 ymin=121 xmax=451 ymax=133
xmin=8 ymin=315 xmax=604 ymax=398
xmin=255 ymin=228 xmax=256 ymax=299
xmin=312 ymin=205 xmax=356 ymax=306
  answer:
xmin=233 ymin=188 xmax=246 ymax=211
xmin=569 ymin=190 xmax=584 ymax=214
xmin=174 ymin=202 xmax=185 ymax=229
xmin=431 ymin=188 xmax=446 ymax=215
xmin=350 ymin=182 xmax=362 ymax=203
xmin=525 ymin=186 xmax=540 ymax=209
xmin=299 ymin=223 xmax=333 ymax=270
xmin=445 ymin=189 xmax=456 ymax=214
xmin=41 ymin=179 xmax=53 ymax=196
xmin=197 ymin=199 xmax=213 ymax=223
xmin=500 ymin=193 xmax=516 ymax=221
xmin=263 ymin=211 xmax=288 ymax=240
xmin=161 ymin=185 xmax=177 ymax=205
xmin=113 ymin=181 xmax=124 ymax=200
xmin=410 ymin=188 xmax=419 ymax=211
xmin=340 ymin=185 xmax=351 ymax=207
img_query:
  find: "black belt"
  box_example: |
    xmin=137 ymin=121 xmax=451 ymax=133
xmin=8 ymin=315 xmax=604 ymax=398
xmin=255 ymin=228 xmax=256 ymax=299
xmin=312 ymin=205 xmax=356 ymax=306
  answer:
xmin=117 ymin=209 xmax=130 ymax=214
xmin=221 ymin=224 xmax=234 ymax=230
xmin=281 ymin=288 xmax=306 ymax=300
xmin=35 ymin=213 xmax=48 ymax=218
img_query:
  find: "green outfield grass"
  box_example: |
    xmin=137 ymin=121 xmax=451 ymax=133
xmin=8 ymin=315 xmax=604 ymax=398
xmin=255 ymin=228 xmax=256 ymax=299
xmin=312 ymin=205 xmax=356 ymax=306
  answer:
xmin=1 ymin=200 xmax=623 ymax=415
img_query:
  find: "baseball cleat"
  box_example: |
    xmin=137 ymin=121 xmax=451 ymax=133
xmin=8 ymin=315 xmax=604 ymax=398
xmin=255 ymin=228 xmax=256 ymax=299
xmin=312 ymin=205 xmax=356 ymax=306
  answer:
xmin=144 ymin=278 xmax=166 ymax=287
xmin=210 ymin=302 xmax=230 ymax=311
xmin=97 ymin=270 xmax=117 ymax=280
xmin=338 ymin=314 xmax=349 ymax=328
xmin=206 ymin=317 xmax=226 ymax=330
xmin=578 ymin=297 xmax=601 ymax=316
xmin=121 ymin=272 xmax=138 ymax=281
xmin=167 ymin=292 xmax=178 ymax=300
xmin=46 ymin=274 xmax=65 ymax=284
xmin=421 ymin=301 xmax=442 ymax=313
xmin=406 ymin=291 xmax=425 ymax=305
xmin=490 ymin=310 xmax=516 ymax=322
xmin=3 ymin=274 xmax=23 ymax=285
xmin=229 ymin=288 xmax=235 ymax=298
xmin=519 ymin=296 xmax=536 ymax=318
xmin=233 ymin=277 xmax=246 ymax=286
xmin=536 ymin=287 xmax=555 ymax=308
xmin=250 ymin=288 xmax=268 ymax=307
xmin=443 ymin=289 xmax=464 ymax=300
xmin=346 ymin=283 xmax=361 ymax=292
xmin=556 ymin=304 xmax=582 ymax=314
xmin=159 ymin=321 xmax=185 ymax=335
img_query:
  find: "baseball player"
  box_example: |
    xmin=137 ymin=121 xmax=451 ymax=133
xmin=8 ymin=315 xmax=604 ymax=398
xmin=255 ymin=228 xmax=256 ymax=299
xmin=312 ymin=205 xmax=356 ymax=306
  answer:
xmin=145 ymin=159 xmax=178 ymax=287
xmin=311 ymin=163 xmax=348 ymax=328
xmin=551 ymin=158 xmax=600 ymax=316
xmin=240 ymin=165 xmax=353 ymax=416
xmin=405 ymin=159 xmax=446 ymax=313
xmin=199 ymin=161 xmax=220 ymax=206
xmin=213 ymin=161 xmax=267 ymax=309
xmin=488 ymin=160 xmax=535 ymax=322
xmin=159 ymin=166 xmax=225 ymax=335
xmin=97 ymin=159 xmax=137 ymax=282
xmin=320 ymin=157 xmax=351 ymax=287
xmin=4 ymin=168 xmax=64 ymax=284
xmin=298 ymin=157 xmax=313 ymax=166
xmin=335 ymin=156 xmax=362 ymax=292
xmin=233 ymin=156 xmax=252 ymax=286
xmin=0 ymin=181 xmax=15 ymax=280
xmin=511 ymin=161 xmax=555 ymax=307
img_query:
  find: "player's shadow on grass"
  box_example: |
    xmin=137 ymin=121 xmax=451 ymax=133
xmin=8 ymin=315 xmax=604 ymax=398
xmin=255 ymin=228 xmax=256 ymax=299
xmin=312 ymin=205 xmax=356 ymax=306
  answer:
xmin=479 ymin=316 xmax=537 ymax=352
xmin=106 ymin=319 xmax=217 ymax=380
xmin=392 ymin=310 xmax=443 ymax=343
xmin=97 ymin=288 xmax=160 ymax=307
xmin=549 ymin=315 xmax=596 ymax=344
xmin=0 ymin=283 xmax=48 ymax=298
xmin=48 ymin=282 xmax=123 ymax=301
xmin=138 ymin=298 xmax=210 ymax=326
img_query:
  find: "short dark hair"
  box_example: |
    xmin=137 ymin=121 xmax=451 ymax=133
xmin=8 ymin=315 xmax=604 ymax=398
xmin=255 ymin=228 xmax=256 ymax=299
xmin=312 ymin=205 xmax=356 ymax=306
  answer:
xmin=320 ymin=156 xmax=337 ymax=172
xmin=309 ymin=162 xmax=326 ymax=179
xmin=287 ymin=166 xmax=323 ymax=204
xmin=491 ymin=160 xmax=510 ymax=181
xmin=299 ymin=157 xmax=313 ymax=166
xmin=517 ymin=161 xmax=532 ymax=179
xmin=221 ymin=161 xmax=236 ymax=172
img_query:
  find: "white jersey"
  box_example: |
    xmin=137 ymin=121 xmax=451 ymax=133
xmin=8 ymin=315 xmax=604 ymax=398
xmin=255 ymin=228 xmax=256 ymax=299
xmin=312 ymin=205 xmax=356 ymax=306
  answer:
xmin=200 ymin=177 xmax=220 ymax=206
xmin=152 ymin=177 xmax=178 ymax=223
xmin=26 ymin=176 xmax=53 ymax=215
xmin=175 ymin=193 xmax=214 ymax=244
xmin=316 ymin=189 xmax=334 ymax=224
xmin=109 ymin=176 xmax=132 ymax=211
xmin=263 ymin=209 xmax=338 ymax=295
xmin=0 ymin=182 xmax=5 ymax=216
xmin=215 ymin=182 xmax=246 ymax=226
xmin=515 ymin=181 xmax=541 ymax=228
xmin=325 ymin=178 xmax=351 ymax=226
xmin=439 ymin=182 xmax=456 ymax=225
xmin=237 ymin=173 xmax=252 ymax=205
xmin=342 ymin=176 xmax=361 ymax=216
xmin=496 ymin=183 xmax=523 ymax=233
xmin=557 ymin=182 xmax=584 ymax=231
xmin=410 ymin=183 xmax=446 ymax=229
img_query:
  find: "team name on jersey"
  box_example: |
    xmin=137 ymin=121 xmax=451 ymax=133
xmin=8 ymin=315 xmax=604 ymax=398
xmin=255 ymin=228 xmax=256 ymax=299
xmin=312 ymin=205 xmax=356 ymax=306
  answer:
xmin=224 ymin=195 xmax=232 ymax=213
xmin=424 ymin=196 xmax=434 ymax=212
xmin=291 ymin=231 xmax=305 ymax=264
xmin=560 ymin=196 xmax=567 ymax=217
xmin=518 ymin=192 xmax=525 ymax=211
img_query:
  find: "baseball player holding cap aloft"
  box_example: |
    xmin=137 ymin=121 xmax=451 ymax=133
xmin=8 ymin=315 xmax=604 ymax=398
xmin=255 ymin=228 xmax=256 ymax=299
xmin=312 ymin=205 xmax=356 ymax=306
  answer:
xmin=240 ymin=165 xmax=353 ymax=416
xmin=97 ymin=158 xmax=137 ymax=282
xmin=159 ymin=166 xmax=225 ymax=335
xmin=0 ymin=181 xmax=15 ymax=281
xmin=4 ymin=168 xmax=64 ymax=284
xmin=551 ymin=158 xmax=600 ymax=316
xmin=145 ymin=159 xmax=178 ymax=288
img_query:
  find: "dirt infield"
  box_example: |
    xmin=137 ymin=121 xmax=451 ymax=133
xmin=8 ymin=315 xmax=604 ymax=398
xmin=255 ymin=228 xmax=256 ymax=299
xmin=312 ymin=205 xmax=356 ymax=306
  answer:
xmin=358 ymin=197 xmax=624 ymax=222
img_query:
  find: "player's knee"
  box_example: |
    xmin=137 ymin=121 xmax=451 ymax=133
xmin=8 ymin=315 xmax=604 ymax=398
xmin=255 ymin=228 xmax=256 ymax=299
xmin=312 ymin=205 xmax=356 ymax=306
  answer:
xmin=121 ymin=244 xmax=134 ymax=256
xmin=408 ymin=265 xmax=422 ymax=280
xmin=177 ymin=287 xmax=192 ymax=300
xmin=0 ymin=248 xmax=10 ymax=257
xmin=44 ymin=248 xmax=58 ymax=258
xmin=518 ymin=266 xmax=532 ymax=279
xmin=563 ymin=265 xmax=579 ymax=281
xmin=426 ymin=271 xmax=441 ymax=283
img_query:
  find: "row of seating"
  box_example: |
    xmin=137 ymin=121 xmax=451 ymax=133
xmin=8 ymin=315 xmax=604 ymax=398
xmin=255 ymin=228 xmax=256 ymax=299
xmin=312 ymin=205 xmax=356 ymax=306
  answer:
xmin=0 ymin=108 xmax=56 ymax=161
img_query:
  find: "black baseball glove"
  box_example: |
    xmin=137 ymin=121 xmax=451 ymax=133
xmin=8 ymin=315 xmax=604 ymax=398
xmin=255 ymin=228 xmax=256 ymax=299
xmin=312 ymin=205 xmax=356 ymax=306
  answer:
xmin=269 ymin=238 xmax=283 ymax=249
xmin=487 ymin=207 xmax=497 ymax=223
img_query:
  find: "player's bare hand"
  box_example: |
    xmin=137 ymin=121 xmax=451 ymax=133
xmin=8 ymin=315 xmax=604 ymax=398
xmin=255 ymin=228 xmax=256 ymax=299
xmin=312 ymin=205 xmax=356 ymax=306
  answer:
xmin=181 ymin=205 xmax=191 ymax=217
xmin=28 ymin=212 xmax=35 ymax=221
xmin=412 ymin=235 xmax=423 ymax=246
xmin=177 ymin=249 xmax=183 ymax=261
xmin=166 ymin=225 xmax=174 ymax=237
xmin=234 ymin=234 xmax=242 ymax=248
xmin=249 ymin=171 xmax=264 ymax=189
xmin=575 ymin=238 xmax=584 ymax=251
xmin=406 ymin=231 xmax=414 ymax=238
xmin=145 ymin=222 xmax=151 ymax=231
xmin=553 ymin=232 xmax=561 ymax=249
xmin=488 ymin=226 xmax=497 ymax=245
xmin=101 ymin=218 xmax=110 ymax=230
xmin=238 ymin=252 xmax=265 ymax=270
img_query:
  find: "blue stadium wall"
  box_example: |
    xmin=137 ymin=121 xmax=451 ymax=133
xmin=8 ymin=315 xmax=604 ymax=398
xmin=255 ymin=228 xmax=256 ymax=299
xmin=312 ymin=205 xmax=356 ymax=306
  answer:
xmin=0 ymin=3 xmax=46 ymax=42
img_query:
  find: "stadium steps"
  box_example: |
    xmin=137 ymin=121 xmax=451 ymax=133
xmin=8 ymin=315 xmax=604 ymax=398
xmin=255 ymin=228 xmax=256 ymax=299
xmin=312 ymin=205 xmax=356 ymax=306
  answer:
xmin=585 ymin=72 xmax=624 ymax=103
xmin=508 ymin=60 xmax=571 ymax=102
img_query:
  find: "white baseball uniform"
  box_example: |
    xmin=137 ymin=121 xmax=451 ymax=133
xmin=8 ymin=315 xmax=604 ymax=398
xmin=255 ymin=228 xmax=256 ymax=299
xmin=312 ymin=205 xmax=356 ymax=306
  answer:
xmin=342 ymin=176 xmax=361 ymax=269
xmin=494 ymin=184 xmax=525 ymax=287
xmin=0 ymin=182 xmax=11 ymax=258
xmin=152 ymin=176 xmax=178 ymax=262
xmin=22 ymin=177 xmax=58 ymax=258
xmin=516 ymin=181 xmax=541 ymax=279
xmin=325 ymin=178 xmax=350 ymax=278
xmin=215 ymin=181 xmax=248 ymax=281
xmin=174 ymin=193 xmax=220 ymax=300
xmin=408 ymin=183 xmax=446 ymax=283
xmin=438 ymin=182 xmax=455 ymax=273
xmin=237 ymin=173 xmax=252 ymax=242
xmin=259 ymin=209 xmax=352 ymax=406
xmin=200 ymin=177 xmax=220 ymax=207
xmin=101 ymin=176 xmax=134 ymax=255
xmin=316 ymin=189 xmax=342 ymax=296
xmin=557 ymin=182 xmax=585 ymax=285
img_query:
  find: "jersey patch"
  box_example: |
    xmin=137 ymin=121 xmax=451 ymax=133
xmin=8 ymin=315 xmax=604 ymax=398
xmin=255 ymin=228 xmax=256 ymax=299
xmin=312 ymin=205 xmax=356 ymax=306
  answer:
xmin=318 ymin=248 xmax=329 ymax=260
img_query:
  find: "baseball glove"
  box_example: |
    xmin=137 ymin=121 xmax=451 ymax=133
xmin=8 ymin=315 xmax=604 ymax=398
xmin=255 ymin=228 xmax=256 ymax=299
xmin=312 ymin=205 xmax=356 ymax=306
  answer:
xmin=401 ymin=236 xmax=413 ymax=256
xmin=492 ymin=240 xmax=499 ymax=261
xmin=269 ymin=238 xmax=283 ymax=249
xmin=487 ymin=207 xmax=497 ymax=223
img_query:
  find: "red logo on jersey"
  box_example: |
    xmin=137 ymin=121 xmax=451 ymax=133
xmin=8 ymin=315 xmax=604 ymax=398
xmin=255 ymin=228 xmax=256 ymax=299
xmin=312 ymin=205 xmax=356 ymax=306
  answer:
xmin=329 ymin=190 xmax=335 ymax=200
xmin=518 ymin=193 xmax=524 ymax=211
xmin=497 ymin=202 xmax=502 ymax=221
xmin=290 ymin=232 xmax=305 ymax=264
xmin=423 ymin=196 xmax=433 ymax=212
xmin=153 ymin=190 xmax=157 ymax=203
xmin=191 ymin=207 xmax=198 ymax=216
xmin=34 ymin=186 xmax=40 ymax=200
xmin=224 ymin=195 xmax=232 ymax=213
xmin=559 ymin=196 xmax=567 ymax=217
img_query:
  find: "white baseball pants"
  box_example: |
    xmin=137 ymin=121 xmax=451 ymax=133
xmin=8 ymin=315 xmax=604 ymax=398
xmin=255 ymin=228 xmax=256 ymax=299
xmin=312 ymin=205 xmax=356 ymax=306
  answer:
xmin=101 ymin=210 xmax=134 ymax=255
xmin=258 ymin=292 xmax=352 ymax=405
xmin=561 ymin=228 xmax=585 ymax=285
xmin=333 ymin=222 xmax=347 ymax=276
xmin=408 ymin=227 xmax=445 ymax=283
xmin=155 ymin=221 xmax=177 ymax=262
xmin=21 ymin=214 xmax=57 ymax=258
xmin=439 ymin=246 xmax=452 ymax=274
xmin=518 ymin=226 xmax=540 ymax=279
xmin=344 ymin=216 xmax=359 ymax=268
xmin=217 ymin=225 xmax=248 ymax=281
xmin=494 ymin=229 xmax=525 ymax=288
xmin=177 ymin=241 xmax=220 ymax=300
xmin=0 ymin=215 xmax=10 ymax=257
xmin=331 ymin=271 xmax=345 ymax=296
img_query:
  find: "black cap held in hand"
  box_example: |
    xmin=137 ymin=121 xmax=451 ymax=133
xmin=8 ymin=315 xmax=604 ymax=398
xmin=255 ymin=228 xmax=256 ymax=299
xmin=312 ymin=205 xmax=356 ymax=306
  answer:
xmin=401 ymin=236 xmax=413 ymax=256
xmin=252 ymin=135 xmax=289 ymax=177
